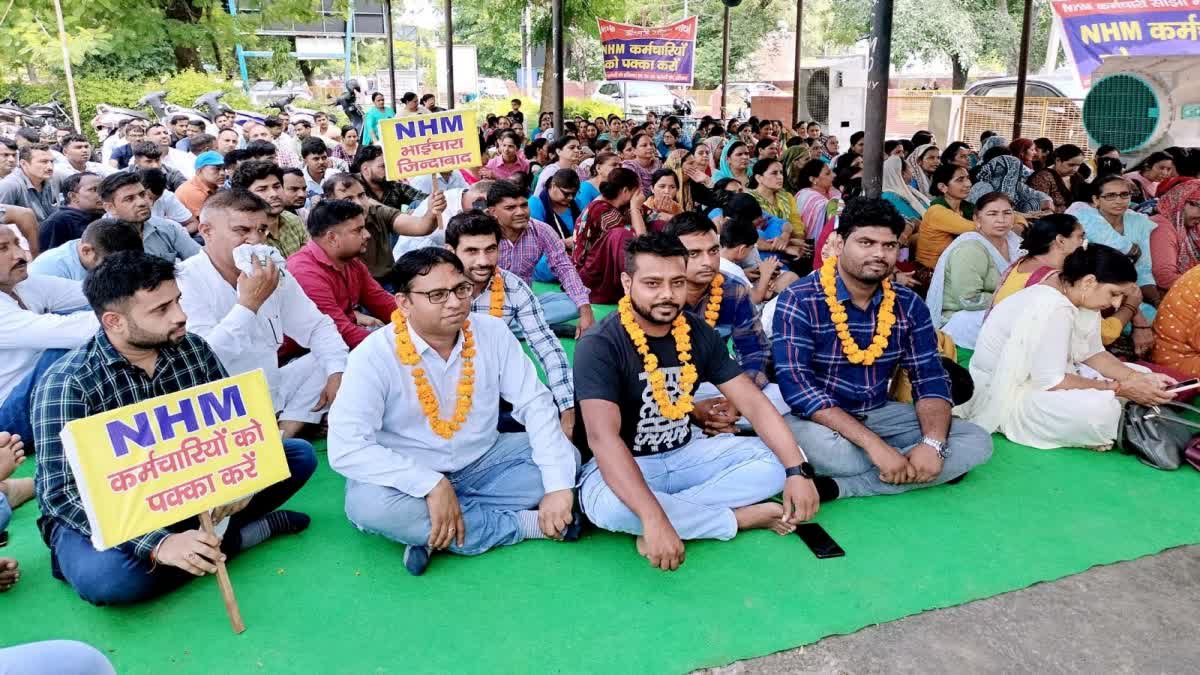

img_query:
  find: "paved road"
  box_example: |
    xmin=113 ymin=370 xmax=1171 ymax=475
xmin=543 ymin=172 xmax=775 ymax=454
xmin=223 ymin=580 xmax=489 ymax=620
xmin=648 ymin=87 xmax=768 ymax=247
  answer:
xmin=703 ymin=545 xmax=1200 ymax=674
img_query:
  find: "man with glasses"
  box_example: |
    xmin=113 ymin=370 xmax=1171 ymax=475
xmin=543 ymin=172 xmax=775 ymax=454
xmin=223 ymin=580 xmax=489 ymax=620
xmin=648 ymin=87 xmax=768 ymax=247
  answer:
xmin=327 ymin=246 xmax=580 ymax=577
xmin=287 ymin=199 xmax=398 ymax=349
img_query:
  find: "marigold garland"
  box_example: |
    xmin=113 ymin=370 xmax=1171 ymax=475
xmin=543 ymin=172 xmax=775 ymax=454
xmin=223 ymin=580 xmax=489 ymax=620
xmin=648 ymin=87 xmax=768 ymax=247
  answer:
xmin=488 ymin=272 xmax=505 ymax=317
xmin=618 ymin=296 xmax=698 ymax=420
xmin=392 ymin=309 xmax=476 ymax=439
xmin=819 ymin=256 xmax=896 ymax=366
xmin=703 ymin=274 xmax=724 ymax=327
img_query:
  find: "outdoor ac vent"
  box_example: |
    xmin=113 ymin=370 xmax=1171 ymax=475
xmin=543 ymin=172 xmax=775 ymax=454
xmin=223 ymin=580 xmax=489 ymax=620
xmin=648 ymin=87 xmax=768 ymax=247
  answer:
xmin=801 ymin=68 xmax=830 ymax=127
xmin=1082 ymin=56 xmax=1200 ymax=157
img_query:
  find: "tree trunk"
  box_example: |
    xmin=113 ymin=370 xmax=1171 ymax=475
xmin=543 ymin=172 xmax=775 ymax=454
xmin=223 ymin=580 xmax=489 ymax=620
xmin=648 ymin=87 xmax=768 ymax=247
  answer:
xmin=298 ymin=60 xmax=317 ymax=88
xmin=163 ymin=0 xmax=204 ymax=71
xmin=951 ymin=55 xmax=969 ymax=90
xmin=209 ymin=37 xmax=225 ymax=75
xmin=539 ymin=34 xmax=555 ymax=121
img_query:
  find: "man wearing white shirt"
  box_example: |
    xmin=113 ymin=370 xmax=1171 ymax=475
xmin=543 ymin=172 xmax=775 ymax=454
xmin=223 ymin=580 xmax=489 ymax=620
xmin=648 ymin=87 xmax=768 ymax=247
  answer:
xmin=0 ymin=226 xmax=99 ymax=448
xmin=406 ymin=170 xmax=470 ymax=196
xmin=328 ymin=247 xmax=580 ymax=577
xmin=393 ymin=181 xmax=492 ymax=261
xmin=29 ymin=218 xmax=144 ymax=282
xmin=52 ymin=134 xmax=115 ymax=182
xmin=177 ymin=190 xmax=348 ymax=439
xmin=138 ymin=168 xmax=199 ymax=235
xmin=145 ymin=123 xmax=195 ymax=179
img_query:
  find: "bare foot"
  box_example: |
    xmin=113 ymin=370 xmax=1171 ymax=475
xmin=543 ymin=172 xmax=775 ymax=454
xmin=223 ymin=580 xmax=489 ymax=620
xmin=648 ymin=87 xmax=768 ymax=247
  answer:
xmin=0 ymin=557 xmax=18 ymax=592
xmin=278 ymin=420 xmax=305 ymax=440
xmin=635 ymin=535 xmax=647 ymax=559
xmin=0 ymin=432 xmax=24 ymax=481
xmin=733 ymin=502 xmax=795 ymax=535
xmin=0 ymin=478 xmax=34 ymax=509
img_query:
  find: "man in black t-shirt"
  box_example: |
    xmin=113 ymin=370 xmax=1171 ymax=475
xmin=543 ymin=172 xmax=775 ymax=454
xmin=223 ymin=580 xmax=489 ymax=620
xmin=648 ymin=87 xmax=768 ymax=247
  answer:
xmin=574 ymin=232 xmax=825 ymax=572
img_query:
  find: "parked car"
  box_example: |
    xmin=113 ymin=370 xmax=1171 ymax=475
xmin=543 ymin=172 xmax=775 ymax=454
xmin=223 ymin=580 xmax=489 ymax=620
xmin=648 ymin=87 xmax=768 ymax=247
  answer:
xmin=592 ymin=81 xmax=692 ymax=117
xmin=961 ymin=76 xmax=1088 ymax=147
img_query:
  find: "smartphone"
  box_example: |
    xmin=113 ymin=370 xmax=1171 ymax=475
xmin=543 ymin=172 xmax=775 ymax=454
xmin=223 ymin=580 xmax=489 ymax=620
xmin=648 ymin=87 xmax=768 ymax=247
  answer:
xmin=1167 ymin=378 xmax=1200 ymax=394
xmin=795 ymin=523 xmax=845 ymax=559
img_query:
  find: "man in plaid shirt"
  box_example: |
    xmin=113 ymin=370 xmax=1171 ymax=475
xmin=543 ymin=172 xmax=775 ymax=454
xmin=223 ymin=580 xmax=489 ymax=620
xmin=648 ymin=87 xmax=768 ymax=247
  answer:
xmin=32 ymin=252 xmax=316 ymax=606
xmin=771 ymin=198 xmax=992 ymax=499
xmin=445 ymin=212 xmax=577 ymax=435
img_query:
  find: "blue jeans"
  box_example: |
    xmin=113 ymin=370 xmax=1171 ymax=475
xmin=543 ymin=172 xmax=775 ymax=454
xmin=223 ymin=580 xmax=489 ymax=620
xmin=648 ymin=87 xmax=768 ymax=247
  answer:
xmin=344 ymin=432 xmax=545 ymax=556
xmin=580 ymin=435 xmax=785 ymax=541
xmin=536 ymin=291 xmax=579 ymax=326
xmin=0 ymin=493 xmax=10 ymax=535
xmin=0 ymin=348 xmax=69 ymax=449
xmin=785 ymin=401 xmax=994 ymax=497
xmin=48 ymin=438 xmax=317 ymax=606
xmin=0 ymin=641 xmax=115 ymax=675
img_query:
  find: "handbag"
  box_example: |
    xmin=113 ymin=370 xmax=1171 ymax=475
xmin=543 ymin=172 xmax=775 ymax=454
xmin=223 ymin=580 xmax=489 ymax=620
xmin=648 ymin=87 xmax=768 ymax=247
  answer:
xmin=1117 ymin=401 xmax=1200 ymax=470
xmin=1185 ymin=437 xmax=1200 ymax=472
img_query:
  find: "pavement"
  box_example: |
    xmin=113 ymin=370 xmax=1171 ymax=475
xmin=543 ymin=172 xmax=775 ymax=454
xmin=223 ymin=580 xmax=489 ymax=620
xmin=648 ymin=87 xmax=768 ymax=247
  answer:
xmin=701 ymin=545 xmax=1200 ymax=675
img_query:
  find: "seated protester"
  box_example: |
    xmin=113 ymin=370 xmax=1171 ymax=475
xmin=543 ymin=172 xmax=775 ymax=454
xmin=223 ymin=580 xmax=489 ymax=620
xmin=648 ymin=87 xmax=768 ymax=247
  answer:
xmin=29 ymin=217 xmax=143 ymax=282
xmin=287 ymin=199 xmax=398 ymax=349
xmin=881 ymin=154 xmax=929 ymax=222
xmin=407 ymin=169 xmax=472 ymax=196
xmin=300 ymin=137 xmax=340 ymax=208
xmin=229 ymin=161 xmax=310 ymax=259
xmin=1123 ymin=151 xmax=1175 ymax=205
xmin=327 ymin=248 xmax=580 ymax=577
xmin=52 ymin=133 xmax=115 ymax=181
xmin=574 ymin=232 xmax=822 ymax=572
xmin=445 ymin=211 xmax=576 ymax=426
xmin=127 ymin=142 xmax=185 ymax=192
xmin=529 ymin=170 xmax=582 ymax=283
xmin=280 ymin=167 xmax=310 ymax=221
xmin=178 ymin=190 xmax=348 ymax=439
xmin=963 ymin=244 xmax=1174 ymax=450
xmin=0 ymin=225 xmax=98 ymax=448
xmin=643 ymin=169 xmax=684 ymax=226
xmin=38 ymin=172 xmax=103 ymax=250
xmin=351 ymin=144 xmax=424 ymax=211
xmin=98 ymin=172 xmax=199 ymax=263
xmin=967 ymin=155 xmax=1052 ymax=219
xmin=401 ymin=180 xmax=492 ymax=259
xmin=322 ymin=174 xmax=444 ymax=285
xmin=532 ymin=136 xmax=586 ymax=196
xmin=140 ymin=168 xmax=197 ymax=235
xmin=1027 ymin=144 xmax=1088 ymax=214
xmin=664 ymin=214 xmax=790 ymax=430
xmin=925 ymin=192 xmax=1023 ymax=349
xmin=573 ymin=167 xmax=648 ymax=305
xmin=1153 ymin=264 xmax=1200 ymax=376
xmin=175 ymin=151 xmax=225 ymax=220
xmin=0 ymin=143 xmax=60 ymax=227
xmin=483 ymin=131 xmax=529 ymax=182
xmin=916 ymin=162 xmax=977 ymax=283
xmin=773 ymin=198 xmax=993 ymax=498
xmin=793 ymin=159 xmax=842 ymax=262
xmin=32 ymin=252 xmax=315 ymax=606
xmin=1149 ymin=177 xmax=1200 ymax=291
xmin=486 ymin=180 xmax=596 ymax=333
xmin=749 ymin=158 xmax=810 ymax=263
xmin=1067 ymin=175 xmax=1161 ymax=308
xmin=143 ymin=123 xmax=195 ymax=180
xmin=719 ymin=216 xmax=797 ymax=307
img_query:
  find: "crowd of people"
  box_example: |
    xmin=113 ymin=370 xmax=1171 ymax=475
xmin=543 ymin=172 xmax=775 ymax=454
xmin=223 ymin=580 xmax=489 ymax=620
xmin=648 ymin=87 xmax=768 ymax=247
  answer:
xmin=2 ymin=89 xmax=1199 ymax=666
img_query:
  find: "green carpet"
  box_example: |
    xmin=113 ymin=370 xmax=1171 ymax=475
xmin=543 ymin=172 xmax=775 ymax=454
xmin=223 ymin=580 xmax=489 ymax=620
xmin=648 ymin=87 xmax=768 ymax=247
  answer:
xmin=4 ymin=436 xmax=1198 ymax=673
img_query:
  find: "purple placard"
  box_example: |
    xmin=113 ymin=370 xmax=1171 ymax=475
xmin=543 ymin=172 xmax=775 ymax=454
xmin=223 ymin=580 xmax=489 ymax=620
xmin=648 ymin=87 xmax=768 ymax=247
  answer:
xmin=1052 ymin=1 xmax=1200 ymax=80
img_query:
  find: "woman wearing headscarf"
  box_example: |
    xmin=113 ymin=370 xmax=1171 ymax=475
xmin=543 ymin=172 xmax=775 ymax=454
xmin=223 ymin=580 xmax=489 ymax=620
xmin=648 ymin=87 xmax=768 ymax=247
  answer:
xmin=817 ymin=135 xmax=839 ymax=163
xmin=669 ymin=148 xmax=720 ymax=214
xmin=906 ymin=143 xmax=940 ymax=197
xmin=713 ymin=140 xmax=752 ymax=185
xmin=881 ymin=154 xmax=930 ymax=220
xmin=1148 ymin=177 xmax=1200 ymax=290
xmin=968 ymin=155 xmax=1052 ymax=217
xmin=573 ymin=167 xmax=647 ymax=303
xmin=781 ymin=143 xmax=811 ymax=193
xmin=793 ymin=158 xmax=841 ymax=262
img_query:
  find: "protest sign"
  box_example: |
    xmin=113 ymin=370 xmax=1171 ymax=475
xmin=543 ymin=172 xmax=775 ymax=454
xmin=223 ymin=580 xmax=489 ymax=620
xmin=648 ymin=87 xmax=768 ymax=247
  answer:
xmin=379 ymin=109 xmax=482 ymax=181
xmin=61 ymin=369 xmax=290 ymax=553
xmin=598 ymin=17 xmax=697 ymax=86
xmin=1051 ymin=0 xmax=1200 ymax=81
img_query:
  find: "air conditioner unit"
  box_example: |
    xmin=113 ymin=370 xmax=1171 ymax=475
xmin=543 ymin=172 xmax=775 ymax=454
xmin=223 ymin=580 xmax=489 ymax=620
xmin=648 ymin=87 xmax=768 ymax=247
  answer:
xmin=794 ymin=57 xmax=868 ymax=147
xmin=1082 ymin=56 xmax=1200 ymax=158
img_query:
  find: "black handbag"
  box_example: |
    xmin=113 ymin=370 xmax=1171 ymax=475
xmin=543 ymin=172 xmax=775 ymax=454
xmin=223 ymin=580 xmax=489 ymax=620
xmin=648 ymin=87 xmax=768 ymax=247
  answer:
xmin=1117 ymin=401 xmax=1200 ymax=470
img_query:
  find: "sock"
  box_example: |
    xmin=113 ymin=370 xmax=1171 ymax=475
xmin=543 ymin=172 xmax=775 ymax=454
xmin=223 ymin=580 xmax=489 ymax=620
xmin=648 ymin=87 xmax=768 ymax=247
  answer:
xmin=235 ymin=510 xmax=311 ymax=551
xmin=516 ymin=510 xmax=549 ymax=540
xmin=814 ymin=476 xmax=840 ymax=502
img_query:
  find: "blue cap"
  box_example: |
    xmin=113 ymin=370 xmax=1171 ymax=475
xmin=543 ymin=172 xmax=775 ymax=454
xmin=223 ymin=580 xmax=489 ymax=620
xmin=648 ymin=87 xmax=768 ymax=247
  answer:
xmin=194 ymin=151 xmax=225 ymax=169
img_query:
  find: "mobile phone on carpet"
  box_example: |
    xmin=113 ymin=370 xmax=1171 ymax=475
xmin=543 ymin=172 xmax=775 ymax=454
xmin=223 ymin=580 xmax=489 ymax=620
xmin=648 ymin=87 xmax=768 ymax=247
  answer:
xmin=796 ymin=523 xmax=845 ymax=559
xmin=1167 ymin=378 xmax=1200 ymax=394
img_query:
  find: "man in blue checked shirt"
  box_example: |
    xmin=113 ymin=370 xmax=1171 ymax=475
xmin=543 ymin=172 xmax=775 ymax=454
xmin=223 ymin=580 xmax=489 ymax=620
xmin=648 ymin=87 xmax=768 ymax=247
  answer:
xmin=772 ymin=198 xmax=993 ymax=499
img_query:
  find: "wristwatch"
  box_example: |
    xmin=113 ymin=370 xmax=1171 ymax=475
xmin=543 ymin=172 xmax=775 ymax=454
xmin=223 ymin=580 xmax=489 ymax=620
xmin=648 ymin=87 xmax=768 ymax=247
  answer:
xmin=921 ymin=436 xmax=951 ymax=460
xmin=784 ymin=462 xmax=816 ymax=479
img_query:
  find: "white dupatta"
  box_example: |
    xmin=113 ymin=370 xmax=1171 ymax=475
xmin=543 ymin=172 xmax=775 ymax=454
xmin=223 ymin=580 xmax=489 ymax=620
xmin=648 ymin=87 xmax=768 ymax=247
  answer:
xmin=925 ymin=231 xmax=1023 ymax=348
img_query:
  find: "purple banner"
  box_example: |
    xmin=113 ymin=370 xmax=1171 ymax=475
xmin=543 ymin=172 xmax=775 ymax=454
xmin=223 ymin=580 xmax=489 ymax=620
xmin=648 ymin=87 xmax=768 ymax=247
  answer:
xmin=598 ymin=18 xmax=697 ymax=86
xmin=1052 ymin=1 xmax=1200 ymax=80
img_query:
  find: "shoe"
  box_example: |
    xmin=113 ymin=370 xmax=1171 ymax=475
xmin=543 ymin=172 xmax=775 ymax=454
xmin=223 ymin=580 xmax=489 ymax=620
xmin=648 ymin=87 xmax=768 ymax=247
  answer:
xmin=561 ymin=495 xmax=585 ymax=542
xmin=550 ymin=323 xmax=577 ymax=339
xmin=403 ymin=544 xmax=431 ymax=576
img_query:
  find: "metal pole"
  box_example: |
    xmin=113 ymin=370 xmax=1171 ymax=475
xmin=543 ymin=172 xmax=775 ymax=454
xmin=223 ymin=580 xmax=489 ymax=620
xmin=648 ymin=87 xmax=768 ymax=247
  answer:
xmin=445 ymin=0 xmax=455 ymax=108
xmin=552 ymin=0 xmax=564 ymax=136
xmin=720 ymin=6 xmax=730 ymax=121
xmin=524 ymin=5 xmax=534 ymax=97
xmin=344 ymin=0 xmax=355 ymax=87
xmin=384 ymin=0 xmax=397 ymax=111
xmin=791 ymin=0 xmax=804 ymax=128
xmin=861 ymin=0 xmax=894 ymax=199
xmin=1012 ymin=0 xmax=1035 ymax=139
xmin=51 ymin=0 xmax=81 ymax=131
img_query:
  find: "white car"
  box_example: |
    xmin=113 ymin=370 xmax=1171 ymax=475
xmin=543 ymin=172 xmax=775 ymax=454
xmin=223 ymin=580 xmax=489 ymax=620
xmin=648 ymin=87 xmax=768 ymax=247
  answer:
xmin=592 ymin=81 xmax=690 ymax=117
xmin=479 ymin=78 xmax=509 ymax=99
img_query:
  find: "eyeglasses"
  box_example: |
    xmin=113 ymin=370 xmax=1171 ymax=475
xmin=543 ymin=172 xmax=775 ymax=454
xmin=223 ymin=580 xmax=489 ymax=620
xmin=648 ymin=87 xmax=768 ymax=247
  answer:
xmin=406 ymin=281 xmax=473 ymax=304
xmin=1099 ymin=192 xmax=1132 ymax=201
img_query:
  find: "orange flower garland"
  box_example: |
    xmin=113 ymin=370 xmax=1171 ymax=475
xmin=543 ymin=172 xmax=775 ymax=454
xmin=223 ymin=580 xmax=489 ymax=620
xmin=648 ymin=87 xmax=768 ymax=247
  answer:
xmin=618 ymin=296 xmax=698 ymax=420
xmin=488 ymin=272 xmax=505 ymax=317
xmin=819 ymin=256 xmax=895 ymax=366
xmin=703 ymin=274 xmax=724 ymax=327
xmin=392 ymin=309 xmax=476 ymax=439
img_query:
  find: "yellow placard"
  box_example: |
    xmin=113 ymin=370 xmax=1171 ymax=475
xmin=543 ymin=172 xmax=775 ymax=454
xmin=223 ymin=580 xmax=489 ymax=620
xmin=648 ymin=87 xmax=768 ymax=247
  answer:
xmin=380 ymin=110 xmax=482 ymax=181
xmin=61 ymin=370 xmax=290 ymax=551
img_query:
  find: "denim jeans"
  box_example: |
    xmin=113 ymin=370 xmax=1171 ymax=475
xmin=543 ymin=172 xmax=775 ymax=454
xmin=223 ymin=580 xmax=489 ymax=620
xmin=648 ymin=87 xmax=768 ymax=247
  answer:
xmin=344 ymin=432 xmax=546 ymax=556
xmin=580 ymin=434 xmax=785 ymax=541
xmin=0 ymin=348 xmax=70 ymax=449
xmin=785 ymin=401 xmax=994 ymax=498
xmin=0 ymin=493 xmax=10 ymax=535
xmin=536 ymin=291 xmax=579 ymax=326
xmin=48 ymin=438 xmax=317 ymax=606
xmin=0 ymin=641 xmax=116 ymax=675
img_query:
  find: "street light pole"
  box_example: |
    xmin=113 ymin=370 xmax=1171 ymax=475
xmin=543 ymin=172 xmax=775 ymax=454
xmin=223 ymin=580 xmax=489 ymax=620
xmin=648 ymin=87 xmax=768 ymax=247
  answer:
xmin=791 ymin=0 xmax=804 ymax=128
xmin=444 ymin=0 xmax=455 ymax=108
xmin=384 ymin=0 xmax=397 ymax=112
xmin=861 ymin=0 xmax=894 ymax=198
xmin=552 ymin=0 xmax=564 ymax=136
xmin=720 ymin=6 xmax=730 ymax=121
xmin=1012 ymin=0 xmax=1035 ymax=138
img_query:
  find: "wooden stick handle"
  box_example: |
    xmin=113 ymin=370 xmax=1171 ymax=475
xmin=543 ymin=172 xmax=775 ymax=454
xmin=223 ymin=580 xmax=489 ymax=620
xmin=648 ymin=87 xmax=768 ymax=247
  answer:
xmin=199 ymin=511 xmax=246 ymax=634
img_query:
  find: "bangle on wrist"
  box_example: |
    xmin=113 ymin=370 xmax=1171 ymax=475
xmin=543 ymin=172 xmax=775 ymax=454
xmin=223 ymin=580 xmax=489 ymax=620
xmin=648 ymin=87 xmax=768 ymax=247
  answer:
xmin=1132 ymin=324 xmax=1152 ymax=331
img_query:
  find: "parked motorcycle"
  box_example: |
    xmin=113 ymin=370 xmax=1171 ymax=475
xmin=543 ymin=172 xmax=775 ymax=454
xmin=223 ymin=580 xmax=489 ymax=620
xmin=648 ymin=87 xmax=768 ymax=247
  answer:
xmin=334 ymin=81 xmax=364 ymax=136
